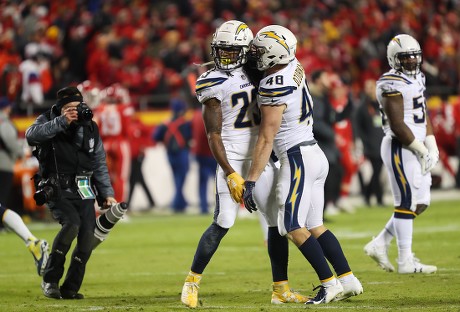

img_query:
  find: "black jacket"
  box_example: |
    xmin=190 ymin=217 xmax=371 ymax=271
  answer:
xmin=25 ymin=110 xmax=114 ymax=199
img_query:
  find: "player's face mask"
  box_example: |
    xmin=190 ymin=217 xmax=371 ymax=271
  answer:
xmin=397 ymin=52 xmax=422 ymax=76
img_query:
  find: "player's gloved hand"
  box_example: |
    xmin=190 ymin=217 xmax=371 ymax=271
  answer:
xmin=425 ymin=135 xmax=439 ymax=173
xmin=226 ymin=172 xmax=245 ymax=203
xmin=418 ymin=152 xmax=434 ymax=175
xmin=242 ymin=181 xmax=257 ymax=213
xmin=408 ymin=139 xmax=432 ymax=175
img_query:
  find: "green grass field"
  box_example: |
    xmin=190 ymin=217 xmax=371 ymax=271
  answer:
xmin=1 ymin=200 xmax=460 ymax=311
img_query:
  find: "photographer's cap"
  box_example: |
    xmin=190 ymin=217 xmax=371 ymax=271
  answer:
xmin=55 ymin=86 xmax=83 ymax=113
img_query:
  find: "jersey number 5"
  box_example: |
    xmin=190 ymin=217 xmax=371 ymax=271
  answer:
xmin=412 ymin=96 xmax=426 ymax=124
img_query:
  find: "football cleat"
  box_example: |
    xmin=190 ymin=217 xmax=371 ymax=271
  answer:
xmin=398 ymin=254 xmax=437 ymax=274
xmin=333 ymin=276 xmax=363 ymax=301
xmin=181 ymin=272 xmax=201 ymax=308
xmin=271 ymin=282 xmax=309 ymax=304
xmin=364 ymin=238 xmax=395 ymax=272
xmin=41 ymin=281 xmax=61 ymax=299
xmin=305 ymin=279 xmax=343 ymax=305
xmin=28 ymin=239 xmax=50 ymax=276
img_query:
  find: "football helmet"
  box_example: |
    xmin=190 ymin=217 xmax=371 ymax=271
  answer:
xmin=211 ymin=20 xmax=253 ymax=71
xmin=387 ymin=34 xmax=422 ymax=76
xmin=252 ymin=25 xmax=297 ymax=71
xmin=99 ymin=83 xmax=131 ymax=105
xmin=77 ymin=80 xmax=102 ymax=108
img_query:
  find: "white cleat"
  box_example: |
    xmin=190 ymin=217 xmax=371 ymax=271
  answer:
xmin=398 ymin=254 xmax=437 ymax=274
xmin=364 ymin=238 xmax=395 ymax=272
xmin=333 ymin=276 xmax=363 ymax=301
xmin=305 ymin=279 xmax=343 ymax=305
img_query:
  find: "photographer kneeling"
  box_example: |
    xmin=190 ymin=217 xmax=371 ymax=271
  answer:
xmin=26 ymin=86 xmax=116 ymax=299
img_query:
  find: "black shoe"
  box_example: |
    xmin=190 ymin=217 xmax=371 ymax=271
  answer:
xmin=60 ymin=288 xmax=84 ymax=299
xmin=41 ymin=281 xmax=61 ymax=299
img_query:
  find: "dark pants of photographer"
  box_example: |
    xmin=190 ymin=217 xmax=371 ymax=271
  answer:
xmin=43 ymin=191 xmax=95 ymax=294
xmin=0 ymin=171 xmax=13 ymax=204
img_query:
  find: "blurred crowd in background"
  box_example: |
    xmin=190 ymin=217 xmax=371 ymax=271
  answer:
xmin=1 ymin=0 xmax=460 ymax=218
xmin=1 ymin=0 xmax=460 ymax=111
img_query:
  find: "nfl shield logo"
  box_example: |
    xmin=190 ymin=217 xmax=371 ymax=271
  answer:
xmin=89 ymin=138 xmax=95 ymax=152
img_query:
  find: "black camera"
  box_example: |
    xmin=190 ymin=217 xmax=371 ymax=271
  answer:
xmin=76 ymin=102 xmax=93 ymax=122
xmin=34 ymin=177 xmax=59 ymax=205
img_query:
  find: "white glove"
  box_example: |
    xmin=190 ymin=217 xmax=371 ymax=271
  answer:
xmin=418 ymin=152 xmax=434 ymax=175
xmin=408 ymin=139 xmax=432 ymax=175
xmin=425 ymin=135 xmax=439 ymax=173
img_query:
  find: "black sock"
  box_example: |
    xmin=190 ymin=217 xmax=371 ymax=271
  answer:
xmin=317 ymin=230 xmax=351 ymax=276
xmin=298 ymin=236 xmax=333 ymax=281
xmin=267 ymin=227 xmax=288 ymax=282
xmin=191 ymin=223 xmax=228 ymax=274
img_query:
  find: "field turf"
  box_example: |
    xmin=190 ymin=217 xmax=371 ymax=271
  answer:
xmin=1 ymin=199 xmax=459 ymax=311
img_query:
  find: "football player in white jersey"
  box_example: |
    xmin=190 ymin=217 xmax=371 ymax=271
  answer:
xmin=364 ymin=34 xmax=439 ymax=274
xmin=242 ymin=25 xmax=363 ymax=304
xmin=180 ymin=20 xmax=308 ymax=308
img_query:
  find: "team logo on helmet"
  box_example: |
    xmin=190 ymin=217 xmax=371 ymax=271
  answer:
xmin=259 ymin=31 xmax=290 ymax=53
xmin=391 ymin=37 xmax=402 ymax=48
xmin=236 ymin=23 xmax=249 ymax=36
xmin=89 ymin=138 xmax=95 ymax=152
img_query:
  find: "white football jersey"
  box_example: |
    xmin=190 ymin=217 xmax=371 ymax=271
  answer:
xmin=195 ymin=67 xmax=259 ymax=160
xmin=376 ymin=69 xmax=427 ymax=141
xmin=257 ymin=59 xmax=315 ymax=156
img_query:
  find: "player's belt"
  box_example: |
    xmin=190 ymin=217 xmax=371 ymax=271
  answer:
xmin=287 ymin=140 xmax=317 ymax=155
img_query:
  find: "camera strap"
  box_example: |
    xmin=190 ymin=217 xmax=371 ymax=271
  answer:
xmin=51 ymin=140 xmax=62 ymax=200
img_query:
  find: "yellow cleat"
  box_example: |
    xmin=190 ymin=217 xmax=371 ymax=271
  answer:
xmin=181 ymin=272 xmax=202 ymax=308
xmin=27 ymin=239 xmax=49 ymax=276
xmin=271 ymin=281 xmax=309 ymax=304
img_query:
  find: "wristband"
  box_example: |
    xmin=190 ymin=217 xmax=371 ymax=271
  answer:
xmin=407 ymin=139 xmax=428 ymax=155
xmin=425 ymin=135 xmax=438 ymax=153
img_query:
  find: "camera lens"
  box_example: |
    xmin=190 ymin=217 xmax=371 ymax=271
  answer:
xmin=34 ymin=186 xmax=54 ymax=206
xmin=77 ymin=102 xmax=93 ymax=122
xmin=81 ymin=108 xmax=93 ymax=121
